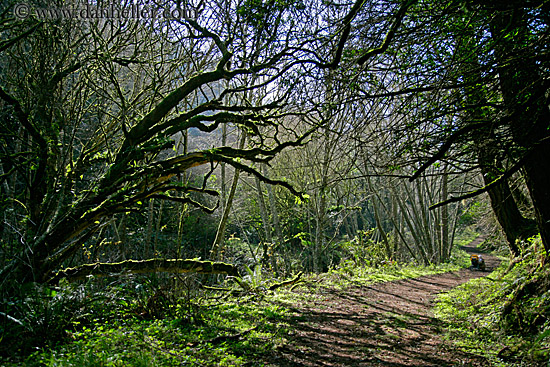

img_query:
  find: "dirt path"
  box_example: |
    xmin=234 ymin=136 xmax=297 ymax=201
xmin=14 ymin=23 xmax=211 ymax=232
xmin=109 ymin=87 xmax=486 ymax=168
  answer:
xmin=268 ymin=237 xmax=499 ymax=366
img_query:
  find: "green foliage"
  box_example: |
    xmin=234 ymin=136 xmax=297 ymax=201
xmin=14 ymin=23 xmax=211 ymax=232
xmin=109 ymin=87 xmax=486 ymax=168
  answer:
xmin=434 ymin=235 xmax=550 ymax=366
xmin=241 ymin=264 xmax=267 ymax=289
xmin=453 ymin=226 xmax=481 ymax=247
xmin=1 ymin=274 xmax=290 ymax=366
xmin=314 ymin=245 xmax=468 ymax=291
xmin=0 ymin=281 xmax=93 ymax=357
xmin=236 ymin=0 xmax=305 ymax=27
xmin=458 ymin=202 xmax=486 ymax=229
xmin=338 ymin=229 xmax=386 ymax=267
xmin=1 ymin=233 xmax=492 ymax=366
xmin=228 ymin=264 xmax=272 ymax=293
xmin=2 ymin=230 xmax=473 ymax=365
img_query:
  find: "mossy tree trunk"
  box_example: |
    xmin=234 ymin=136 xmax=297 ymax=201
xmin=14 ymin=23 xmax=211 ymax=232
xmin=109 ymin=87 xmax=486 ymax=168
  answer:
xmin=457 ymin=20 xmax=537 ymax=256
xmin=489 ymin=7 xmax=550 ymax=256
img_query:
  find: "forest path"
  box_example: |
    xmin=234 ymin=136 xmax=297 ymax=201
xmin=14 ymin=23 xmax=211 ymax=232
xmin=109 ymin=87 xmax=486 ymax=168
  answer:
xmin=268 ymin=237 xmax=498 ymax=366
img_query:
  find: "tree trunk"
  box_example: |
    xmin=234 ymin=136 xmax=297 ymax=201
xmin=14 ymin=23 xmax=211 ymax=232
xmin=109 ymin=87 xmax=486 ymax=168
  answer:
xmin=146 ymin=198 xmax=155 ymax=257
xmin=489 ymin=8 xmax=550 ymax=255
xmin=474 ymin=123 xmax=534 ymax=255
xmin=522 ymin=147 xmax=550 ymax=255
xmin=365 ymin=170 xmax=393 ymax=259
xmin=176 ymin=132 xmax=189 ymax=258
xmin=367 ymin=181 xmax=419 ymax=264
xmin=49 ymin=258 xmax=240 ymax=283
xmin=211 ymin=130 xmax=247 ymax=259
xmin=266 ymin=171 xmax=283 ymax=241
xmin=221 ymin=123 xmax=227 ymax=213
xmin=391 ymin=183 xmax=430 ymax=265
xmin=255 ymin=175 xmax=272 ymax=242
xmin=458 ymin=19 xmax=536 ymax=256
xmin=440 ymin=167 xmax=449 ymax=262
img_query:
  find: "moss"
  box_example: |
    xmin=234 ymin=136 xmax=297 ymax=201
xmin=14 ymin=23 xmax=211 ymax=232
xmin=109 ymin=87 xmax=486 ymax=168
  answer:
xmin=51 ymin=258 xmax=240 ymax=282
xmin=434 ymin=235 xmax=550 ymax=366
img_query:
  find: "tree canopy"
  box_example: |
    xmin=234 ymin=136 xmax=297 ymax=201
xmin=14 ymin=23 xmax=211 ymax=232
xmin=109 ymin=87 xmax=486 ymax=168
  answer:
xmin=1 ymin=0 xmax=549 ymax=288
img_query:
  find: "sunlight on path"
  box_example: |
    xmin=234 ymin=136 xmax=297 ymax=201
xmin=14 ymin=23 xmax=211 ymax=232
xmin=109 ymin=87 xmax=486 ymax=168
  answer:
xmin=268 ymin=239 xmax=497 ymax=366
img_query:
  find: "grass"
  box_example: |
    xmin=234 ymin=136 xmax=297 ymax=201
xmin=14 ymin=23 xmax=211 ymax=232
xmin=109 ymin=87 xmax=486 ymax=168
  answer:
xmin=434 ymin=235 xmax=550 ymax=366
xmin=1 ymin=237 xmax=486 ymax=367
xmin=319 ymin=245 xmax=471 ymax=289
xmin=454 ymin=226 xmax=482 ymax=247
xmin=8 ymin=299 xmax=289 ymax=367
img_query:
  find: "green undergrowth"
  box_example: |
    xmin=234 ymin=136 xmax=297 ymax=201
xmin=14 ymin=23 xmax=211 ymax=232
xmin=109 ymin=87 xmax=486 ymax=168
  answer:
xmin=434 ymin=235 xmax=550 ymax=366
xmin=317 ymin=245 xmax=471 ymax=290
xmin=1 ymin=243 xmax=476 ymax=366
xmin=1 ymin=279 xmax=291 ymax=367
xmin=454 ymin=226 xmax=482 ymax=248
xmin=258 ymin=246 xmax=473 ymax=315
xmin=29 ymin=301 xmax=287 ymax=367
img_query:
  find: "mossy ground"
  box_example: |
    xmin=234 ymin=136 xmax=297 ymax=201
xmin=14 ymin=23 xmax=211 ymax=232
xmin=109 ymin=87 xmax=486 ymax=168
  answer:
xmin=1 ymin=248 xmax=476 ymax=367
xmin=434 ymin=236 xmax=550 ymax=366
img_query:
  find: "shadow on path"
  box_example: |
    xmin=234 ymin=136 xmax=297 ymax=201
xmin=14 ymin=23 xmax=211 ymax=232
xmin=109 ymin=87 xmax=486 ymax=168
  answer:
xmin=267 ymin=238 xmax=497 ymax=366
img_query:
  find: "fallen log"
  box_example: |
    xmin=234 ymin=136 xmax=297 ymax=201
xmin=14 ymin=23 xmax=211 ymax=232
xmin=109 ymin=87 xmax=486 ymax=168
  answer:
xmin=49 ymin=258 xmax=240 ymax=283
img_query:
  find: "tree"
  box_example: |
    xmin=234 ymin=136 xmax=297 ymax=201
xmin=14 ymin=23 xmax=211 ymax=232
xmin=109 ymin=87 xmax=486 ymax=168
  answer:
xmin=345 ymin=0 xmax=549 ymax=257
xmin=0 ymin=0 xmax=318 ymax=286
xmin=457 ymin=17 xmax=536 ymax=255
xmin=487 ymin=3 xmax=550 ymax=255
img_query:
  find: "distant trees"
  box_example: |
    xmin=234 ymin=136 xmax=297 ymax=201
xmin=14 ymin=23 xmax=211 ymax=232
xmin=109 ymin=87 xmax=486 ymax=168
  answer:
xmin=279 ymin=0 xmax=550 ymax=262
xmin=0 ymin=0 xmax=321 ymax=285
xmin=202 ymin=0 xmax=488 ymax=270
xmin=347 ymin=0 xmax=550 ymax=256
xmin=1 ymin=0 xmax=548 ymax=289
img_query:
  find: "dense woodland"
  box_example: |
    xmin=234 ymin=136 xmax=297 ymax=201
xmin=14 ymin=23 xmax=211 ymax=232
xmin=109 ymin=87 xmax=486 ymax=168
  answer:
xmin=1 ymin=0 xmax=549 ymax=365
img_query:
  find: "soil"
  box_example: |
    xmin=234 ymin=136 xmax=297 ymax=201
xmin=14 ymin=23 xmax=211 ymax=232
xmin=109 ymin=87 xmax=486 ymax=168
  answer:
xmin=267 ymin=237 xmax=499 ymax=366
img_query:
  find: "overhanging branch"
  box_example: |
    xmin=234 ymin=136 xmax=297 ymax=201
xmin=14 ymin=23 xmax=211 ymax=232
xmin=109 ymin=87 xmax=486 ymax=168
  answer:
xmin=150 ymin=194 xmax=219 ymax=213
xmin=429 ymin=155 xmax=527 ymax=210
xmin=216 ymin=156 xmax=304 ymax=198
xmin=0 ymin=22 xmax=42 ymax=53
xmin=320 ymin=0 xmax=367 ymax=69
xmin=410 ymin=121 xmax=491 ymax=181
xmin=357 ymin=0 xmax=418 ymax=65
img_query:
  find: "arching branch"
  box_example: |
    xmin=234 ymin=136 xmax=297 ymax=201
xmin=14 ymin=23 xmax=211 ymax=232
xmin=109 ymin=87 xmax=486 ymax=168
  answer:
xmin=429 ymin=154 xmax=527 ymax=210
xmin=357 ymin=0 xmax=418 ymax=65
xmin=410 ymin=121 xmax=491 ymax=181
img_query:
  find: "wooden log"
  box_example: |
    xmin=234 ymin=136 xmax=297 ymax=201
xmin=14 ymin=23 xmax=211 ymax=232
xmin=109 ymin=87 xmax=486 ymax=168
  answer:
xmin=49 ymin=258 xmax=240 ymax=283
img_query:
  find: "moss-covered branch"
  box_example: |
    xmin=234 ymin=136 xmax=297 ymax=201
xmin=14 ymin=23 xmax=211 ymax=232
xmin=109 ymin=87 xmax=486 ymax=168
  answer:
xmin=268 ymin=272 xmax=303 ymax=291
xmin=49 ymin=258 xmax=240 ymax=283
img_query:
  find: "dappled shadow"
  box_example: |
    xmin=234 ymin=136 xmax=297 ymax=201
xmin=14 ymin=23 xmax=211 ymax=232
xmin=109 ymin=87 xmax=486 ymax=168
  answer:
xmin=265 ymin=244 xmax=497 ymax=366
